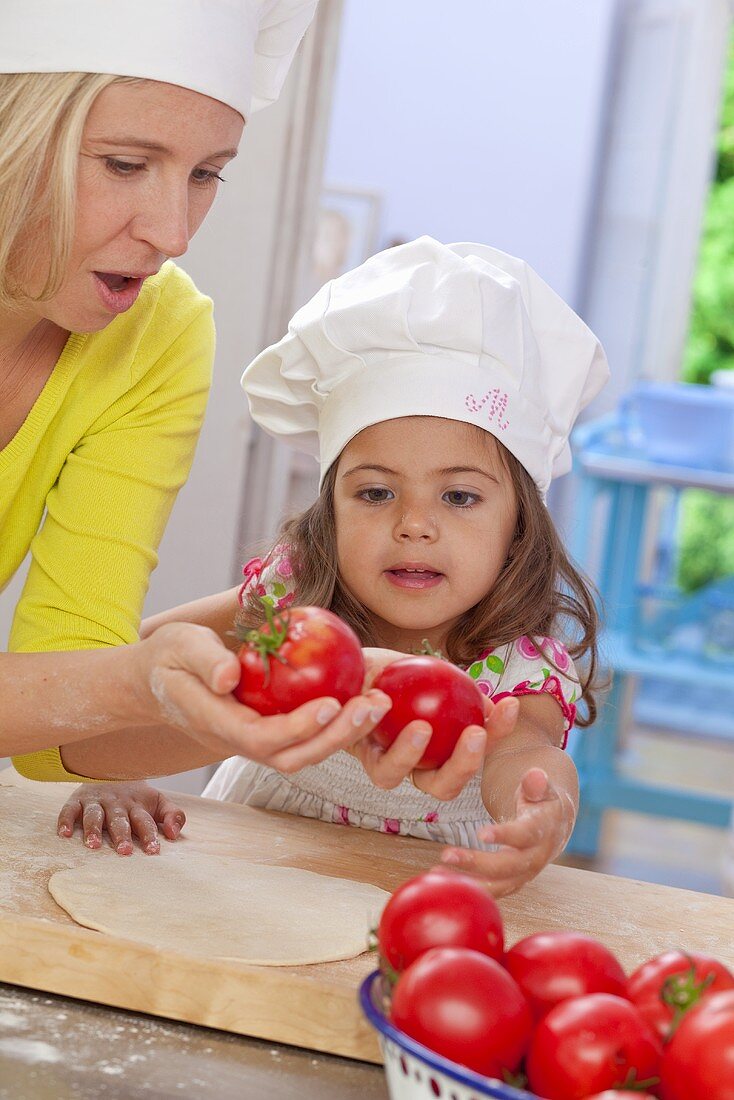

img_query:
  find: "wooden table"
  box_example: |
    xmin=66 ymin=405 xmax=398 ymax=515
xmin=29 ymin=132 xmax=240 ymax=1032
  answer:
xmin=1 ymin=769 xmax=733 ymax=1086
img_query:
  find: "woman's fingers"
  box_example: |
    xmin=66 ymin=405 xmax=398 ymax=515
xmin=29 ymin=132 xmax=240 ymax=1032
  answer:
xmin=270 ymin=691 xmax=393 ymax=773
xmin=484 ymin=695 xmax=520 ymax=740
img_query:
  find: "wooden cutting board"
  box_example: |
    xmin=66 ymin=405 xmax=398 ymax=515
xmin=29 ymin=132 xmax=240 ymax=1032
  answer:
xmin=1 ymin=772 xmax=733 ymax=1063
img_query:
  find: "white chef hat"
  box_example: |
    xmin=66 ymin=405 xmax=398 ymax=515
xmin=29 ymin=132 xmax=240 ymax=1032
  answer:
xmin=243 ymin=236 xmax=610 ymax=495
xmin=0 ymin=0 xmax=317 ymax=117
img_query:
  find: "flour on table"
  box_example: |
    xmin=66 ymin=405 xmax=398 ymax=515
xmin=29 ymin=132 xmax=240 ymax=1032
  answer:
xmin=48 ymin=852 xmax=389 ymax=966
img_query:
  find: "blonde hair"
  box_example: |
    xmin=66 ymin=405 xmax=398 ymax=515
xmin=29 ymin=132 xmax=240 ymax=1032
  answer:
xmin=242 ymin=432 xmax=603 ymax=727
xmin=0 ymin=71 xmax=135 ymax=310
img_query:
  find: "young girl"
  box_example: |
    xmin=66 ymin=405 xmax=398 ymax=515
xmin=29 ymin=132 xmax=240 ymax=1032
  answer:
xmin=201 ymin=235 xmax=609 ymax=895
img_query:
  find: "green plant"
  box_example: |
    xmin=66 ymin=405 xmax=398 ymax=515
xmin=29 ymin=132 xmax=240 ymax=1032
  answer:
xmin=676 ymin=36 xmax=734 ymax=592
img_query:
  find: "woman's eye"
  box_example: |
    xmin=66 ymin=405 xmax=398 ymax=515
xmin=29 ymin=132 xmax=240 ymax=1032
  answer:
xmin=104 ymin=157 xmax=144 ymax=176
xmin=444 ymin=489 xmax=478 ymax=507
xmin=359 ymin=487 xmax=393 ymax=503
xmin=191 ymin=168 xmax=226 ymax=187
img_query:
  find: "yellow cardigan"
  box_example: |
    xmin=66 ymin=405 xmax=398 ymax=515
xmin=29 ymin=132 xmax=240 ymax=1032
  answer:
xmin=5 ymin=262 xmax=214 ymax=782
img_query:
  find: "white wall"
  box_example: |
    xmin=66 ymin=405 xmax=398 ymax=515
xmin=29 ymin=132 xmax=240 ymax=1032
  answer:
xmin=322 ymin=0 xmax=619 ymax=308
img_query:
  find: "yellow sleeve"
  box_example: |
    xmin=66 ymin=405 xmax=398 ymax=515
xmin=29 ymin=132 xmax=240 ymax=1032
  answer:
xmin=12 ymin=747 xmax=95 ymax=784
xmin=10 ymin=292 xmax=214 ymax=783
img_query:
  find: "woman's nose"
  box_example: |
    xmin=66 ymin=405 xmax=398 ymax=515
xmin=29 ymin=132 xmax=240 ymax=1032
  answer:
xmin=130 ymin=183 xmax=190 ymax=259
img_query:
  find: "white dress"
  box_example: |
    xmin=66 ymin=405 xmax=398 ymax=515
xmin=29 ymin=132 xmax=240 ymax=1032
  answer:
xmin=203 ymin=551 xmax=581 ymax=849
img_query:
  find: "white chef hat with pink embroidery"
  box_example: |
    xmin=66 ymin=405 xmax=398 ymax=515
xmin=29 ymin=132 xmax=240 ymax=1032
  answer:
xmin=0 ymin=0 xmax=317 ymax=118
xmin=242 ymin=236 xmax=610 ymax=495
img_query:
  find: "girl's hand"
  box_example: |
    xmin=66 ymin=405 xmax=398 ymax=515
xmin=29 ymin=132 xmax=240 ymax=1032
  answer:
xmin=439 ymin=767 xmax=577 ymax=896
xmin=57 ymin=781 xmax=186 ymax=856
xmin=362 ymin=646 xmax=408 ymax=689
xmin=131 ymin=623 xmax=394 ymax=773
xmin=349 ymin=695 xmax=519 ymax=798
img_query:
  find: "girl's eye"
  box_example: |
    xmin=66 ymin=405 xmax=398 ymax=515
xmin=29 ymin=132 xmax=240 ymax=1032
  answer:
xmin=104 ymin=157 xmax=144 ymax=176
xmin=443 ymin=489 xmax=479 ymax=507
xmin=191 ymin=167 xmax=226 ymax=187
xmin=358 ymin=487 xmax=394 ymax=504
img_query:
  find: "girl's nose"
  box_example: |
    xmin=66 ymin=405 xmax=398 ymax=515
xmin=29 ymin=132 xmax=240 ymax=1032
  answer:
xmin=131 ymin=184 xmax=190 ymax=259
xmin=395 ymin=509 xmax=438 ymax=542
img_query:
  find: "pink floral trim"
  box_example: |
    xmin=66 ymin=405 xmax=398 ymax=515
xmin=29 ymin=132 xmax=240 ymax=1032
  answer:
xmin=494 ymin=673 xmax=576 ymax=748
xmin=382 ymin=818 xmax=401 ymax=834
xmin=238 ymin=551 xmax=296 ymax=609
xmin=515 ymin=635 xmax=571 ymax=672
xmin=238 ymin=555 xmax=266 ymax=606
xmin=276 ymin=556 xmax=294 ymax=579
xmin=421 ymin=812 xmax=439 ymax=824
xmin=333 ymin=804 xmax=351 ymax=826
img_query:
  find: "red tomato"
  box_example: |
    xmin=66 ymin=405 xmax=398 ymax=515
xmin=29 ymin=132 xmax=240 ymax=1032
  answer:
xmin=391 ymin=946 xmax=532 ymax=1080
xmin=584 ymin=1094 xmax=657 ymax=1099
xmin=659 ymin=990 xmax=734 ymax=1100
xmin=627 ymin=949 xmax=734 ymax=1041
xmin=504 ymin=931 xmax=626 ymax=1021
xmin=526 ymin=993 xmax=662 ymax=1100
xmin=372 ymin=655 xmax=484 ymax=769
xmin=234 ymin=605 xmax=365 ymax=715
xmin=377 ymin=868 xmax=503 ymax=974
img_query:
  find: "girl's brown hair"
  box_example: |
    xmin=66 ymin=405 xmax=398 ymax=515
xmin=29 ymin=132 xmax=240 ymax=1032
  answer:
xmin=243 ymin=434 xmax=602 ymax=727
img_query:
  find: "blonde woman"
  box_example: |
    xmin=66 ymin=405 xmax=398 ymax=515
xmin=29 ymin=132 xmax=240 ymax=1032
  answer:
xmin=1 ymin=1 xmax=391 ymax=853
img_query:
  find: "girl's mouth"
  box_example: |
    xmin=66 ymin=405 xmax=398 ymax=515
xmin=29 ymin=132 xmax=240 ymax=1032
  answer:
xmin=385 ymin=568 xmax=444 ymax=590
xmin=93 ymin=271 xmax=145 ymax=314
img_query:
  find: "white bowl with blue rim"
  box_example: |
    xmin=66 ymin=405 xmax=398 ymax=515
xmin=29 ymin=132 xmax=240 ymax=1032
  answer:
xmin=359 ymin=970 xmax=538 ymax=1100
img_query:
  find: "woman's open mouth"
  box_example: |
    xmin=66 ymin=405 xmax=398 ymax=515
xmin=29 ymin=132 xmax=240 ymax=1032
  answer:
xmin=385 ymin=567 xmax=444 ymax=590
xmin=93 ymin=271 xmax=145 ymax=314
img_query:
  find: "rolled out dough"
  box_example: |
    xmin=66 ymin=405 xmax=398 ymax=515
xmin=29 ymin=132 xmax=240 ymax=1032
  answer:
xmin=48 ymin=852 xmax=390 ymax=966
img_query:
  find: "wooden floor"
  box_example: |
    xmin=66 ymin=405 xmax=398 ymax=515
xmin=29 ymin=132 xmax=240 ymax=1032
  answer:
xmin=560 ymin=725 xmax=734 ymax=897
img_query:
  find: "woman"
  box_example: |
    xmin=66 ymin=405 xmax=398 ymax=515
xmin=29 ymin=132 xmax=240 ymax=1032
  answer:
xmin=1 ymin=0 xmax=390 ymax=852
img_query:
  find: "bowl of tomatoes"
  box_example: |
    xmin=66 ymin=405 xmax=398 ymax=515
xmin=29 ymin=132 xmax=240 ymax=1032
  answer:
xmin=360 ymin=968 xmax=536 ymax=1099
xmin=360 ymin=868 xmax=734 ymax=1100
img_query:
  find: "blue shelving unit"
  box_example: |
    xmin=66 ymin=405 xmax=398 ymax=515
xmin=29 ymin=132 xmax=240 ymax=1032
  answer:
xmin=566 ymin=395 xmax=734 ymax=856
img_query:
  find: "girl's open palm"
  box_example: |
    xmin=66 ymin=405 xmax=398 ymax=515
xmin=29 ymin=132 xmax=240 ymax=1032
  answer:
xmin=57 ymin=781 xmax=186 ymax=855
xmin=439 ymin=767 xmax=577 ymax=896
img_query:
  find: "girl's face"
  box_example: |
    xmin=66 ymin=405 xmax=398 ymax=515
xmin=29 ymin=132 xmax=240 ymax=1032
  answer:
xmin=23 ymin=80 xmax=243 ymax=333
xmin=334 ymin=416 xmax=518 ymax=652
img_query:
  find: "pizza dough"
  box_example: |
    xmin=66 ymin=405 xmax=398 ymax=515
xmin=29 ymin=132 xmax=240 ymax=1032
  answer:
xmin=48 ymin=852 xmax=390 ymax=966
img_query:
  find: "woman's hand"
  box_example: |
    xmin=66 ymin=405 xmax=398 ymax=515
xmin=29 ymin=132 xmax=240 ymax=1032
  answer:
xmin=349 ymin=695 xmax=520 ymax=799
xmin=57 ymin=781 xmax=186 ymax=855
xmin=126 ymin=622 xmax=394 ymax=774
xmin=439 ymin=767 xmax=577 ymax=896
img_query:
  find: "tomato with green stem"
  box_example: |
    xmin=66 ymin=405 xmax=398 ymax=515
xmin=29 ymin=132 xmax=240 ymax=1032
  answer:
xmin=234 ymin=603 xmax=365 ymax=715
xmin=626 ymin=949 xmax=734 ymax=1041
xmin=526 ymin=993 xmax=662 ymax=1100
xmin=372 ymin=654 xmax=485 ymax=769
xmin=659 ymin=990 xmax=734 ymax=1100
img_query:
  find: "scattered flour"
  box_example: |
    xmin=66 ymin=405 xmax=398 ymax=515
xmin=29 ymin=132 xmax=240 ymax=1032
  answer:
xmin=0 ymin=1038 xmax=61 ymax=1064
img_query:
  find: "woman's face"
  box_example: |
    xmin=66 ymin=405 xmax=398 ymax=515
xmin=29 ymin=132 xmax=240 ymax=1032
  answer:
xmin=334 ymin=416 xmax=518 ymax=653
xmin=27 ymin=80 xmax=243 ymax=333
